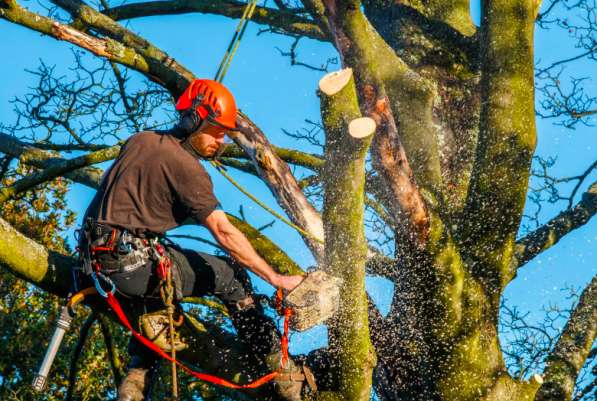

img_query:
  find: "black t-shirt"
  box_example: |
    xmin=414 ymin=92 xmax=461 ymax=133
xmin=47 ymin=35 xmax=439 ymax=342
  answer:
xmin=85 ymin=130 xmax=220 ymax=235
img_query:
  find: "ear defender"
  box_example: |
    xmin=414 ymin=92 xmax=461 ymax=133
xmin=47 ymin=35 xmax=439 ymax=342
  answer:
xmin=178 ymin=96 xmax=206 ymax=136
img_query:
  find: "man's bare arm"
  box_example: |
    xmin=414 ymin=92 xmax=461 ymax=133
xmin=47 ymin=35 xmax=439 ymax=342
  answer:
xmin=203 ymin=210 xmax=303 ymax=291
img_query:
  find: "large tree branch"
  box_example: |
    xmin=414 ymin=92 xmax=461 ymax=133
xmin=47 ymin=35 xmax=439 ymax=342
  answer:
xmin=535 ymin=276 xmax=597 ymax=401
xmin=101 ymin=0 xmax=328 ymax=41
xmin=0 ymin=0 xmax=191 ymax=95
xmin=319 ymin=67 xmax=376 ymax=401
xmin=49 ymin=0 xmax=194 ymax=95
xmin=231 ymin=112 xmax=326 ymax=263
xmin=368 ymin=94 xmax=430 ymax=246
xmin=0 ymin=145 xmax=120 ymax=203
xmin=512 ymin=182 xmax=597 ymax=272
xmin=0 ymin=217 xmax=73 ymax=296
xmin=321 ymin=1 xmax=434 ymax=246
xmin=461 ymin=0 xmax=537 ymax=291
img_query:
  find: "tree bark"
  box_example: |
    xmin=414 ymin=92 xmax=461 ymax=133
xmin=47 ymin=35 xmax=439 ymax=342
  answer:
xmin=319 ymin=68 xmax=376 ymax=401
xmin=462 ymin=0 xmax=538 ymax=296
xmin=512 ymin=182 xmax=597 ymax=272
xmin=232 ymin=113 xmax=326 ymax=263
xmin=102 ymin=0 xmax=328 ymax=41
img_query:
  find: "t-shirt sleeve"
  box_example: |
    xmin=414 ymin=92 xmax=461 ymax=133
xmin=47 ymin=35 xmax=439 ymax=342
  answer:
xmin=169 ymin=159 xmax=220 ymax=224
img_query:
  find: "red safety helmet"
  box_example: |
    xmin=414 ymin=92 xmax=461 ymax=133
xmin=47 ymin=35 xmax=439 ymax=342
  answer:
xmin=175 ymin=79 xmax=237 ymax=130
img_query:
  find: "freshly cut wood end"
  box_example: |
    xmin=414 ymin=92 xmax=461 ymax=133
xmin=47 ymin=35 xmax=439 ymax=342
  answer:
xmin=319 ymin=68 xmax=353 ymax=96
xmin=349 ymin=117 xmax=376 ymax=138
xmin=532 ymin=374 xmax=544 ymax=384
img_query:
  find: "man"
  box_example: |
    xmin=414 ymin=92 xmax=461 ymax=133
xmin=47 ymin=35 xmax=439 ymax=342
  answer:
xmin=78 ymin=79 xmax=310 ymax=401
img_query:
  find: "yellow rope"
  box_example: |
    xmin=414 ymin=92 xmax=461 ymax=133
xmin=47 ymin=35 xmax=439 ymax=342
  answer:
xmin=218 ymin=0 xmax=258 ymax=82
xmin=214 ymin=0 xmax=258 ymax=83
xmin=210 ymin=160 xmax=324 ymax=245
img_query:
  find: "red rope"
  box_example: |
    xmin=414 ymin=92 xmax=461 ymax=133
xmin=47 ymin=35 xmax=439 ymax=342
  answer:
xmin=104 ymin=289 xmax=291 ymax=389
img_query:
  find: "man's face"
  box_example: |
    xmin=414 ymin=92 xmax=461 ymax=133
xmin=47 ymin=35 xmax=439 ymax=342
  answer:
xmin=189 ymin=121 xmax=227 ymax=158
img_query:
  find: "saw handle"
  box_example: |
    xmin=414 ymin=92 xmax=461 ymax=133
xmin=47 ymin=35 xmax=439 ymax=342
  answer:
xmin=32 ymin=288 xmax=96 ymax=391
xmin=32 ymin=306 xmax=74 ymax=391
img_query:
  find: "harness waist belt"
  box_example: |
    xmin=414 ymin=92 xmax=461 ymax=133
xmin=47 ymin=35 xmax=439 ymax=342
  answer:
xmin=79 ymin=220 xmax=154 ymax=275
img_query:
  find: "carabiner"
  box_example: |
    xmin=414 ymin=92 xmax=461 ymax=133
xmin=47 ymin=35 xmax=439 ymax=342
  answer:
xmin=91 ymin=271 xmax=116 ymax=298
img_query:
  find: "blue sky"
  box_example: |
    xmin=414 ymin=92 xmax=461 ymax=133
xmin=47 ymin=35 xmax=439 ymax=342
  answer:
xmin=1 ymin=0 xmax=595 ymax=361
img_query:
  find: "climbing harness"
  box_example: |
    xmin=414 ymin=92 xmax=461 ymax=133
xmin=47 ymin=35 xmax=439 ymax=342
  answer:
xmin=64 ymin=216 xmax=295 ymax=392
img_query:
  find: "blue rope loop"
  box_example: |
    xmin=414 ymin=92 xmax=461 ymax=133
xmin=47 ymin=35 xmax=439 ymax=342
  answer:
xmin=91 ymin=270 xmax=116 ymax=298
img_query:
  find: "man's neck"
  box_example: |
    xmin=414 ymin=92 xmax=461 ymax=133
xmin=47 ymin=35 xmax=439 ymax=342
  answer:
xmin=181 ymin=138 xmax=204 ymax=160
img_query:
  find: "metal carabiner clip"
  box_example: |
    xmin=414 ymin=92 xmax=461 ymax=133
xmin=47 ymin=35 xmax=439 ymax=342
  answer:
xmin=117 ymin=229 xmax=133 ymax=253
xmin=91 ymin=270 xmax=116 ymax=298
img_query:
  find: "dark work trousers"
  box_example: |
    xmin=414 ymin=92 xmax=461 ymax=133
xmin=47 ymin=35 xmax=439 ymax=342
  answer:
xmin=111 ymin=244 xmax=282 ymax=371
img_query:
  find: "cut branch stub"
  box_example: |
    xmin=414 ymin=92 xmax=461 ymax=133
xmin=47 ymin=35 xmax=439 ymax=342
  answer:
xmin=348 ymin=117 xmax=376 ymax=139
xmin=319 ymin=68 xmax=354 ymax=96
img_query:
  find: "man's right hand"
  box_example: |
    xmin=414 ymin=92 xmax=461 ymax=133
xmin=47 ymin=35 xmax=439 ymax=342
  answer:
xmin=273 ymin=274 xmax=304 ymax=293
xmin=204 ymin=210 xmax=305 ymax=293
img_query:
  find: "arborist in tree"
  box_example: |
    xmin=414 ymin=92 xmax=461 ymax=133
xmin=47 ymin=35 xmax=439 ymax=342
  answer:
xmin=74 ymin=79 xmax=317 ymax=401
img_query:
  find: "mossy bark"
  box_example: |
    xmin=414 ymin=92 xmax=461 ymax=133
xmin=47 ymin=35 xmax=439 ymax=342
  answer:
xmin=319 ymin=70 xmax=375 ymax=401
xmin=462 ymin=0 xmax=538 ymax=295
xmin=0 ymin=217 xmax=73 ymax=296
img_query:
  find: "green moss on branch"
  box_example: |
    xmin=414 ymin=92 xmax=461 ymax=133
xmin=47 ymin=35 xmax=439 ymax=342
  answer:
xmin=461 ymin=0 xmax=537 ymax=295
xmin=0 ymin=145 xmax=120 ymax=203
xmin=535 ymin=276 xmax=597 ymax=401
